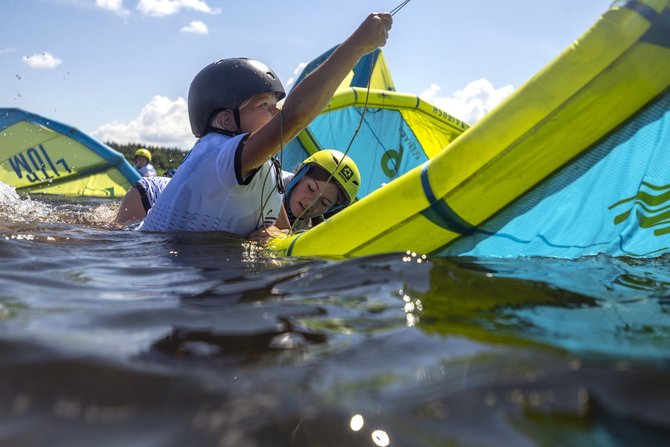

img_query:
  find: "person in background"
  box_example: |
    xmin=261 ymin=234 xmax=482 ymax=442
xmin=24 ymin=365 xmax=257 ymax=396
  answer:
xmin=115 ymin=149 xmax=360 ymax=229
xmin=133 ymin=148 xmax=157 ymax=177
xmin=138 ymin=12 xmax=391 ymax=239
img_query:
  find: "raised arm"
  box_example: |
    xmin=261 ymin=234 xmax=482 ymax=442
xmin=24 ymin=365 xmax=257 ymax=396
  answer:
xmin=240 ymin=12 xmax=393 ymax=175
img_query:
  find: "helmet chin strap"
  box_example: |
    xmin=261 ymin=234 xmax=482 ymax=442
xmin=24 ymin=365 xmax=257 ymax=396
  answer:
xmin=283 ymin=166 xmax=309 ymax=222
xmin=202 ymin=108 xmax=243 ymax=136
xmin=233 ymin=108 xmax=242 ymax=133
xmin=204 ymin=127 xmax=240 ymax=137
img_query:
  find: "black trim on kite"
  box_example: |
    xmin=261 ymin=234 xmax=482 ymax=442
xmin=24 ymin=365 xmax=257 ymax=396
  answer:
xmin=303 ymin=128 xmax=323 ymax=152
xmin=622 ymin=0 xmax=659 ymax=22
xmin=622 ymin=1 xmax=670 ymax=48
xmin=285 ymin=232 xmax=303 ymax=256
xmin=642 ymin=8 xmax=670 ymax=48
xmin=419 ymin=164 xmax=477 ymax=235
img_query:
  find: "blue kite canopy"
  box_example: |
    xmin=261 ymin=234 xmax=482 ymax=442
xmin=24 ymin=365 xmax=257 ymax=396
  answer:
xmin=279 ymin=48 xmax=469 ymax=201
xmin=270 ymin=0 xmax=670 ymax=259
xmin=0 ymin=108 xmax=140 ymax=197
xmin=441 ymin=90 xmax=670 ymax=258
xmin=278 ymin=87 xmax=469 ymax=201
xmin=290 ymin=47 xmax=396 ymax=93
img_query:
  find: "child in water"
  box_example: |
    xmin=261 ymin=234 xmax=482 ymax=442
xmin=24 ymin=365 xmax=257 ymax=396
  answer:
xmin=115 ymin=149 xmax=361 ymax=233
xmin=279 ymin=150 xmax=360 ymax=231
xmin=115 ymin=175 xmax=171 ymax=224
xmin=136 ymin=12 xmax=391 ymax=239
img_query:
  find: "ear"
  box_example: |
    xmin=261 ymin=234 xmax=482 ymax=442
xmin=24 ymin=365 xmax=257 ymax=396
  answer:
xmin=213 ymin=110 xmax=238 ymax=131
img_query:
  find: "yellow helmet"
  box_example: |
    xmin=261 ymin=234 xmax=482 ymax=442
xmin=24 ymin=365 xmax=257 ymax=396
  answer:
xmin=134 ymin=148 xmax=152 ymax=162
xmin=301 ymin=149 xmax=360 ymax=207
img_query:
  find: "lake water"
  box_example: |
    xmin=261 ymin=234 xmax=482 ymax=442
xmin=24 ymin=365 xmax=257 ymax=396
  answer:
xmin=1 ymin=182 xmax=669 ymax=447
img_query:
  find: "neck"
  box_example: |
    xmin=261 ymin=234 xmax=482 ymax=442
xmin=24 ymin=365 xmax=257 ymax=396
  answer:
xmin=204 ymin=126 xmax=240 ymax=137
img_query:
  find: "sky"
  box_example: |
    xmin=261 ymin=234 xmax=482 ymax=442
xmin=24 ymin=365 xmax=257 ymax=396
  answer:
xmin=1 ymin=0 xmax=614 ymax=151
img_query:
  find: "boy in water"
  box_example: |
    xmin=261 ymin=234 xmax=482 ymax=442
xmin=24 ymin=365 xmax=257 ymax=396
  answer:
xmin=116 ymin=149 xmax=361 ymax=233
xmin=138 ymin=12 xmax=391 ymax=238
xmin=115 ymin=175 xmax=171 ymax=224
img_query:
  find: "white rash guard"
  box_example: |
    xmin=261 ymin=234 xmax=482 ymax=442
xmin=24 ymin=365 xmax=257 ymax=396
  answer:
xmin=139 ymin=132 xmax=282 ymax=235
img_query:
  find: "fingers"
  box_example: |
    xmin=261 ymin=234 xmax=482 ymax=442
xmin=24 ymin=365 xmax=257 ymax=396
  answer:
xmin=351 ymin=12 xmax=394 ymax=54
xmin=377 ymin=13 xmax=392 ymax=43
xmin=370 ymin=12 xmax=393 ymax=35
xmin=375 ymin=12 xmax=393 ymax=30
xmin=369 ymin=12 xmax=393 ymax=47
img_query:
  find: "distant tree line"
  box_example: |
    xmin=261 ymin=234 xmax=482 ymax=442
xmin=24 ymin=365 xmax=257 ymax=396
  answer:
xmin=106 ymin=142 xmax=188 ymax=175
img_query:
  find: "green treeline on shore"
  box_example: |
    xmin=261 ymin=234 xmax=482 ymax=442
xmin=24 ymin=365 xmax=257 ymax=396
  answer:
xmin=106 ymin=142 xmax=188 ymax=175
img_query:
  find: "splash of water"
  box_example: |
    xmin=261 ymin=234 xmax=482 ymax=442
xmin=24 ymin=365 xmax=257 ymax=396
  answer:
xmin=0 ymin=181 xmax=51 ymax=223
xmin=0 ymin=180 xmax=120 ymax=228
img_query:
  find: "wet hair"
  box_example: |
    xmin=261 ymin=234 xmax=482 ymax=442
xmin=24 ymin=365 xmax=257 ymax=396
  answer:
xmin=305 ymin=165 xmax=348 ymax=207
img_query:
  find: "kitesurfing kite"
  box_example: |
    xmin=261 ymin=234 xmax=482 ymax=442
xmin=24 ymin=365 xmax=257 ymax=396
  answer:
xmin=278 ymin=48 xmax=469 ymax=200
xmin=271 ymin=0 xmax=670 ymax=259
xmin=0 ymin=108 xmax=140 ymax=197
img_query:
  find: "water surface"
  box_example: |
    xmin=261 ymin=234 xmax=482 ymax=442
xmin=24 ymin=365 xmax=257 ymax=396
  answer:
xmin=1 ymin=184 xmax=669 ymax=446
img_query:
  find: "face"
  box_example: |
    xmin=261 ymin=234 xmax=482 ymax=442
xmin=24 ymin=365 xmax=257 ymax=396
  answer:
xmin=238 ymin=92 xmax=279 ymax=133
xmin=135 ymin=156 xmax=148 ymax=167
xmin=289 ymin=175 xmax=339 ymax=219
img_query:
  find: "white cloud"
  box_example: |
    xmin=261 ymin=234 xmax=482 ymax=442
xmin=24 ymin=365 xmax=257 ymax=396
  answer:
xmin=137 ymin=0 xmax=220 ymax=17
xmin=95 ymin=0 xmax=130 ymax=16
xmin=22 ymin=52 xmax=63 ymax=69
xmin=92 ymin=95 xmax=195 ymax=150
xmin=420 ymin=79 xmax=514 ymax=125
xmin=0 ymin=47 xmax=17 ymax=55
xmin=180 ymin=20 xmax=208 ymax=34
xmin=285 ymin=62 xmax=307 ymax=91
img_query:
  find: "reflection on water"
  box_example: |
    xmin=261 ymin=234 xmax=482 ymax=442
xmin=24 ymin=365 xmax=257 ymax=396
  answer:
xmin=412 ymin=256 xmax=670 ymax=360
xmin=1 ymin=185 xmax=670 ymax=446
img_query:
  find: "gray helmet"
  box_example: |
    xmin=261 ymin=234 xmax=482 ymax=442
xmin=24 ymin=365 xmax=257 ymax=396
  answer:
xmin=188 ymin=58 xmax=286 ymax=137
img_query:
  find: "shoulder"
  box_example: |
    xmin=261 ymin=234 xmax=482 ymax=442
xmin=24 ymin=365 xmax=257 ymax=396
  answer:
xmin=135 ymin=175 xmax=170 ymax=195
xmin=148 ymin=175 xmax=171 ymax=190
xmin=282 ymin=170 xmax=294 ymax=185
xmin=186 ymin=132 xmax=246 ymax=160
xmin=199 ymin=132 xmax=243 ymax=146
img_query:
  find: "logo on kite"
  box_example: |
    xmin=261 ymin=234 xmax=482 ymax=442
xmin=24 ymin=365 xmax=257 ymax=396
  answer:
xmin=609 ymin=181 xmax=670 ymax=236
